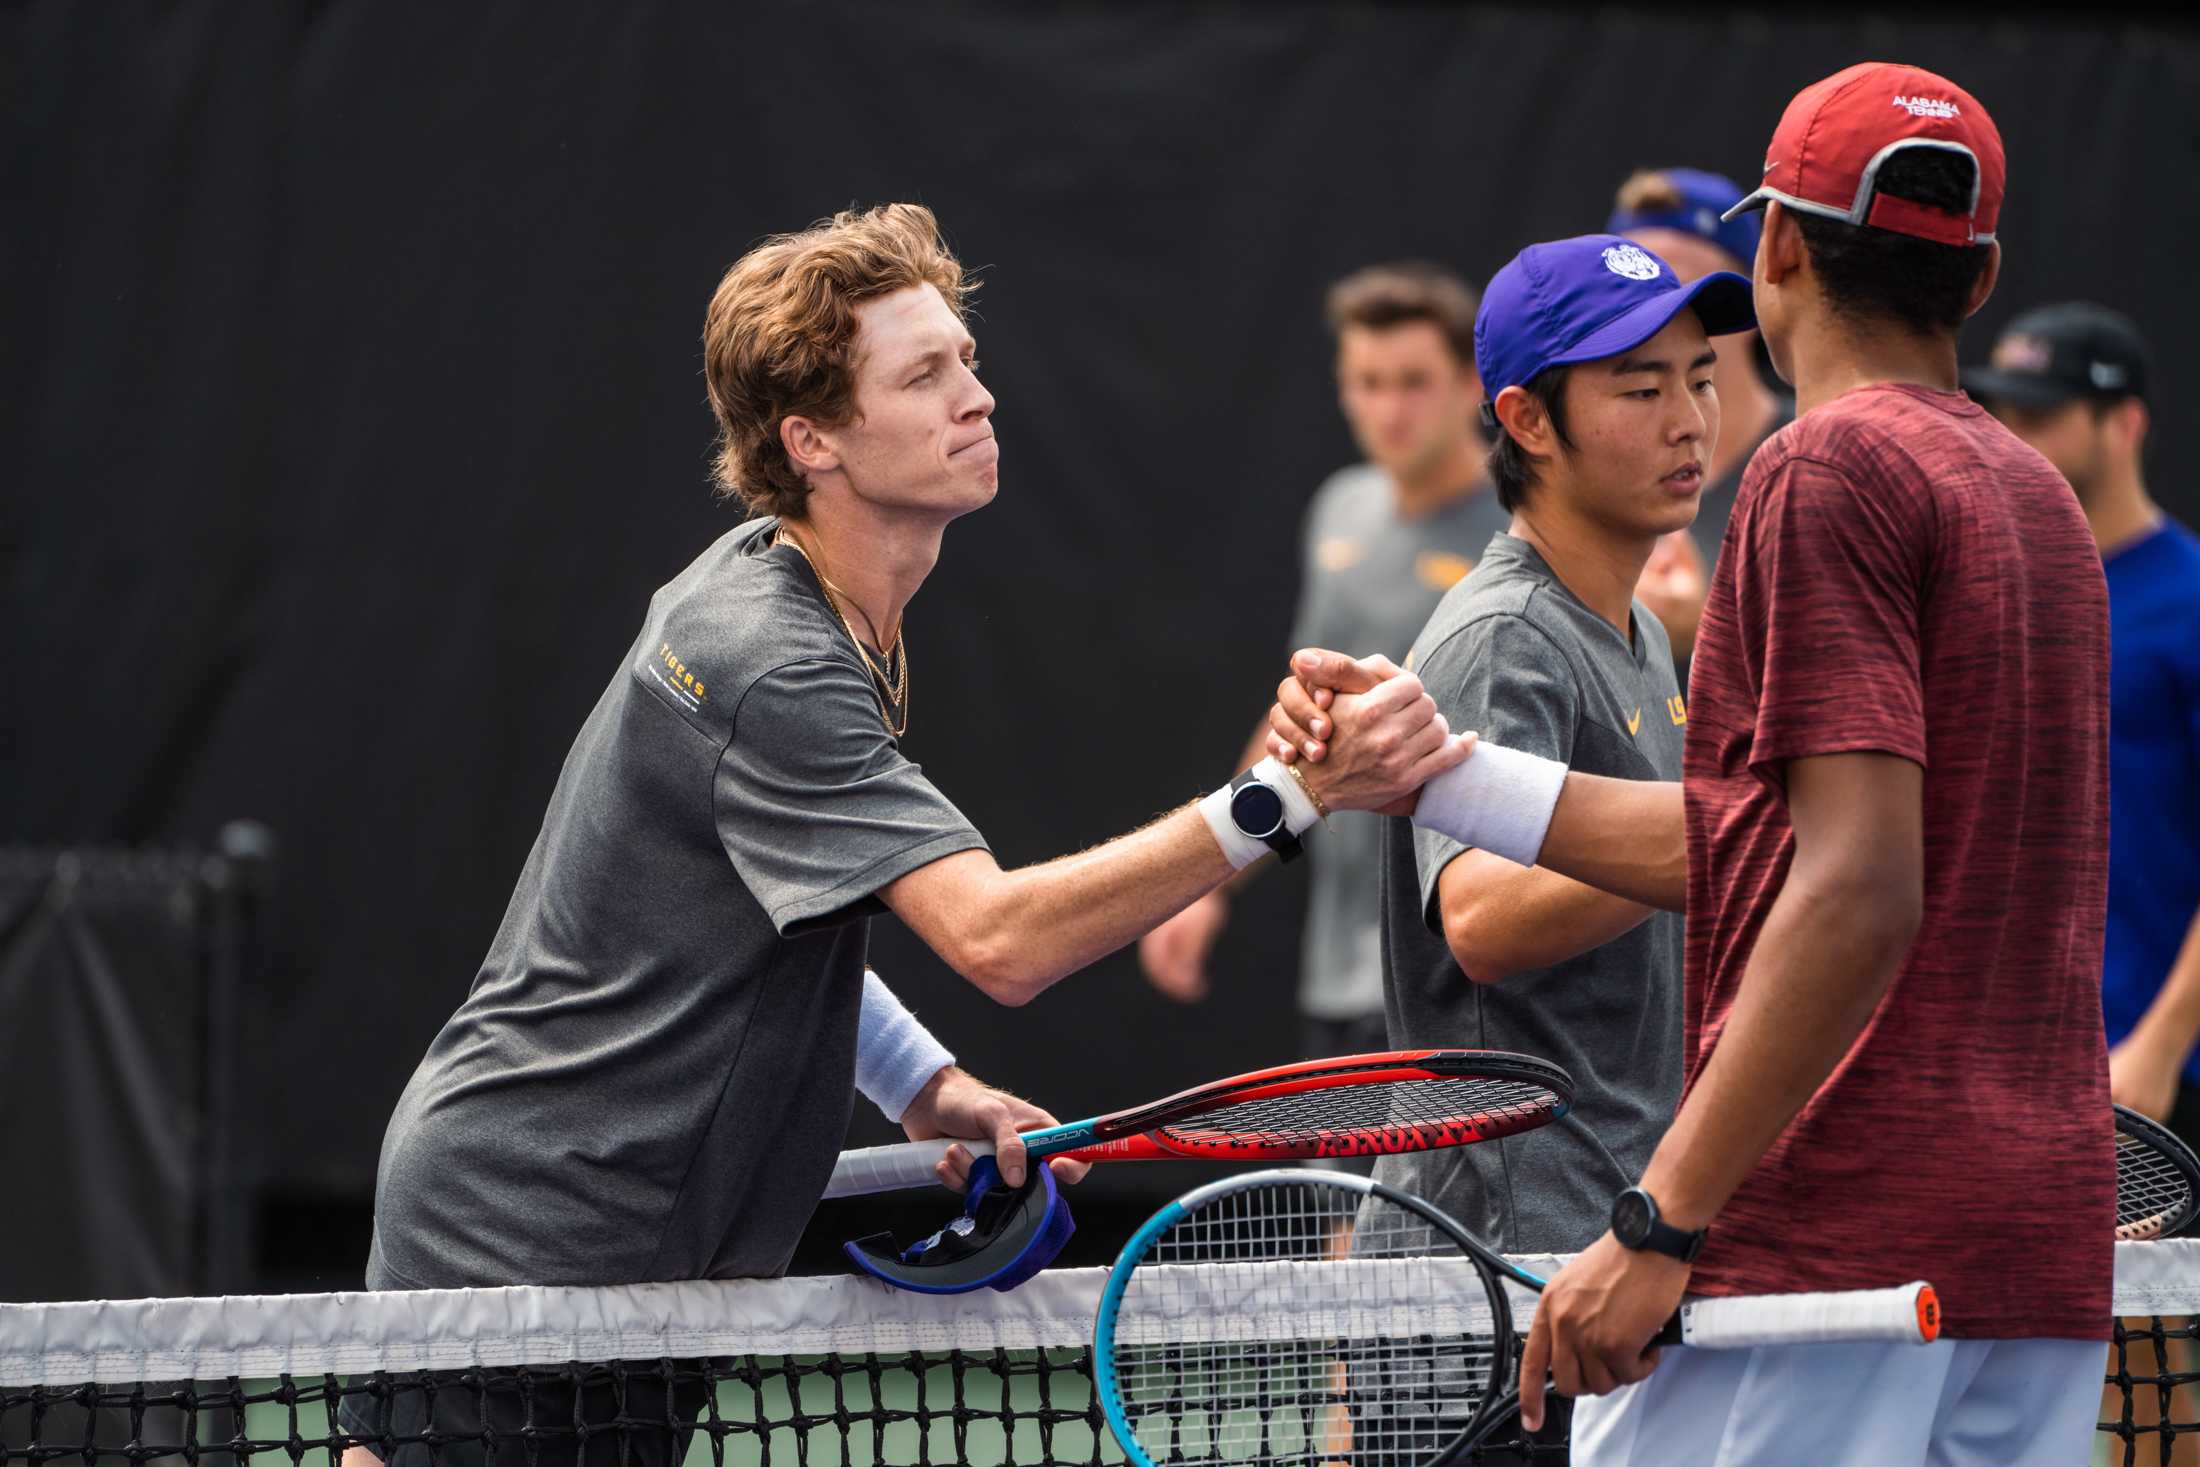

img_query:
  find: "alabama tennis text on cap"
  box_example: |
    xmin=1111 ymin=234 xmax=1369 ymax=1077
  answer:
xmin=1723 ymin=61 xmax=2005 ymax=246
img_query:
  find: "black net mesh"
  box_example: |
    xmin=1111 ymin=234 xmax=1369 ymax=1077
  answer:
xmin=2103 ymin=1315 xmax=2200 ymax=1466
xmin=8 ymin=1253 xmax=2186 ymax=1467
xmin=0 ymin=1352 xmax=1561 ymax=1466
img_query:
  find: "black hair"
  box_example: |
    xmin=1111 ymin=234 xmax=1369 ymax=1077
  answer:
xmin=1487 ymin=365 xmax=1573 ymax=512
xmin=1792 ymin=147 xmax=1994 ymax=332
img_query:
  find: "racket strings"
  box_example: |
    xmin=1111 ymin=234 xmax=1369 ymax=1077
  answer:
xmin=1155 ymin=1074 xmax=1559 ymax=1154
xmin=2116 ymin=1131 xmax=2195 ymax=1239
xmin=1107 ymin=1178 xmax=1506 ymax=1464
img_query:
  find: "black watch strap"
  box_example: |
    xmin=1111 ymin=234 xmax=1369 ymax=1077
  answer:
xmin=1229 ymin=770 xmax=1304 ymax=864
xmin=1611 ymin=1186 xmax=1706 ymax=1263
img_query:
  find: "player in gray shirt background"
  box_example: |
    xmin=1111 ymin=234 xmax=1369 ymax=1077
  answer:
xmin=1139 ymin=263 xmax=1509 ymax=1066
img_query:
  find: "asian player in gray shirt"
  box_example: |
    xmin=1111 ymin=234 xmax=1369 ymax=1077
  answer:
xmin=1268 ymin=236 xmax=1755 ymax=1255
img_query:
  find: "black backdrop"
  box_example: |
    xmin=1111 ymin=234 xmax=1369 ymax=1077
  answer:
xmin=9 ymin=1 xmax=2199 ymax=1286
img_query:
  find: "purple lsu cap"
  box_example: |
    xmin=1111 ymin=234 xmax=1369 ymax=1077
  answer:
xmin=1475 ymin=234 xmax=1756 ymax=426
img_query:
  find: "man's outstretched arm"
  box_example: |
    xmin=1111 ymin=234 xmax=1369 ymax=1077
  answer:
xmin=1268 ymin=649 xmax=1687 ymax=910
xmin=882 ymin=669 xmax=1472 ymax=1006
xmin=1534 ymin=771 xmax=1688 ymax=912
xmin=1436 ymin=849 xmax=1656 ymax=984
xmin=883 ymin=813 xmax=1231 ymax=1006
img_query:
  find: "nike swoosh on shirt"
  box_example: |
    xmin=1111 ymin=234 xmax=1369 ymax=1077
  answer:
xmin=1627 ymin=707 xmax=1642 ymax=736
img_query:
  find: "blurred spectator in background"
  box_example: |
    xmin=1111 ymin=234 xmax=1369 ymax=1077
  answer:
xmin=1609 ymin=169 xmax=1793 ymax=679
xmin=1138 ymin=264 xmax=1509 ymax=1063
xmin=1968 ymin=305 xmax=2200 ymax=1140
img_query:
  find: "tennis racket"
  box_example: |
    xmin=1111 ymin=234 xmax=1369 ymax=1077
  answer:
xmin=2116 ymin=1103 xmax=2200 ymax=1241
xmin=822 ymin=1049 xmax=1572 ymax=1199
xmin=1092 ymin=1169 xmax=1939 ymax=1467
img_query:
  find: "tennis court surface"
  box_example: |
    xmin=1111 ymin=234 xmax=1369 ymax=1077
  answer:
xmin=6 ymin=1242 xmax=2196 ymax=1466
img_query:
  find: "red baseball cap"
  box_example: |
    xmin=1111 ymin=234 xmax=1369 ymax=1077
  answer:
xmin=1724 ymin=62 xmax=2004 ymax=246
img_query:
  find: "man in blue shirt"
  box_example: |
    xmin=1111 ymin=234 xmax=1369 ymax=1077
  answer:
xmin=1969 ymin=304 xmax=2200 ymax=1139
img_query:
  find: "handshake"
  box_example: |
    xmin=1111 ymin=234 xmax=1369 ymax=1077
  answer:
xmin=1151 ymin=648 xmax=1574 ymax=1002
xmin=1269 ymin=647 xmax=1566 ymax=867
xmin=1261 ymin=647 xmax=1474 ymax=818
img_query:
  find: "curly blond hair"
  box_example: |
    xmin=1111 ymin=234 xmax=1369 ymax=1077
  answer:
xmin=703 ymin=204 xmax=972 ymax=518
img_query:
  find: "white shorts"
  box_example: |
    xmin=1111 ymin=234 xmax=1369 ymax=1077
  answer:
xmin=1570 ymin=1336 xmax=2106 ymax=1467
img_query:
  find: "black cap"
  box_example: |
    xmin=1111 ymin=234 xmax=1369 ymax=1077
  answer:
xmin=1964 ymin=302 xmax=2152 ymax=409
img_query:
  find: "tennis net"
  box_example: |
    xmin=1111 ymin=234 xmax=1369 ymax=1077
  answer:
xmin=4 ymin=1242 xmax=2195 ymax=1466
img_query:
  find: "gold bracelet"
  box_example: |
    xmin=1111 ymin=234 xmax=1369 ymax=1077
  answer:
xmin=1284 ymin=759 xmax=1330 ymax=824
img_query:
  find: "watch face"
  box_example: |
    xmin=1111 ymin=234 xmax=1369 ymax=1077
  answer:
xmin=1230 ymin=781 xmax=1286 ymax=839
xmin=1612 ymin=1190 xmax=1652 ymax=1246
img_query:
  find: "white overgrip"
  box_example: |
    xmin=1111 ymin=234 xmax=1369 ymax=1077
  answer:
xmin=820 ymin=1138 xmax=999 ymax=1199
xmin=1676 ymin=1280 xmax=1939 ymax=1350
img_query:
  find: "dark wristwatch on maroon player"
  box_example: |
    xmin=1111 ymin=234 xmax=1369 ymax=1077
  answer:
xmin=1611 ymin=1185 xmax=1707 ymax=1263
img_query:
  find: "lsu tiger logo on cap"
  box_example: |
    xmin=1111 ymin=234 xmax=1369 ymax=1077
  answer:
xmin=1601 ymin=244 xmax=1663 ymax=282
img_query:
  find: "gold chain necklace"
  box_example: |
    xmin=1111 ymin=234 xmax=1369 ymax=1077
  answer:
xmin=776 ymin=528 xmax=909 ymax=737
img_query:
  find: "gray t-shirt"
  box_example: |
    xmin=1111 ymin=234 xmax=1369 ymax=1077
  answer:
xmin=366 ymin=518 xmax=986 ymax=1289
xmin=1376 ymin=534 xmax=1685 ymax=1253
xmin=1288 ymin=465 xmax=1511 ymax=1019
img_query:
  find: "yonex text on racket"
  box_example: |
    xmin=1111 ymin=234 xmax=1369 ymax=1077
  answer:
xmin=822 ymin=1049 xmax=1572 ymax=1198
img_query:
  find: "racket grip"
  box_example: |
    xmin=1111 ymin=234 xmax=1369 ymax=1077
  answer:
xmin=1668 ymin=1281 xmax=1941 ymax=1350
xmin=821 ymin=1138 xmax=998 ymax=1198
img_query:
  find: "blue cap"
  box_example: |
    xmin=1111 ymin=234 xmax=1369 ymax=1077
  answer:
xmin=1474 ymin=235 xmax=1755 ymax=413
xmin=1607 ymin=168 xmax=1762 ymax=269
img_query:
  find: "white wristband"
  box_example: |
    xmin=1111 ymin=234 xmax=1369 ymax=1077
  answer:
xmin=1197 ymin=757 xmax=1323 ymax=871
xmin=1198 ymin=784 xmax=1267 ymax=870
xmin=854 ymin=969 xmax=955 ymax=1123
xmin=1253 ymin=755 xmax=1323 ymax=830
xmin=1411 ymin=740 xmax=1568 ymax=867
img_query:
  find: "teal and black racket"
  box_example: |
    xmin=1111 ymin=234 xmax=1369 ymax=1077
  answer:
xmin=1092 ymin=1169 xmax=1939 ymax=1466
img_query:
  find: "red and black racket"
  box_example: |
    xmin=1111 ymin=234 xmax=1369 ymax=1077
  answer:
xmin=822 ymin=1049 xmax=1572 ymax=1198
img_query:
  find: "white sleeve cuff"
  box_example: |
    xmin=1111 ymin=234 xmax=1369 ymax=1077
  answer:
xmin=1411 ymin=740 xmax=1568 ymax=867
xmin=854 ymin=969 xmax=955 ymax=1123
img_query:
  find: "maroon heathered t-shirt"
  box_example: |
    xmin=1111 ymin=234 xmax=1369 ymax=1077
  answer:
xmin=1682 ymin=382 xmax=2112 ymax=1340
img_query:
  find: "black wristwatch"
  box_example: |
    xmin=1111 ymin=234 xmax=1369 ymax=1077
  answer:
xmin=1611 ymin=1187 xmax=1706 ymax=1263
xmin=1228 ymin=770 xmax=1304 ymax=864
